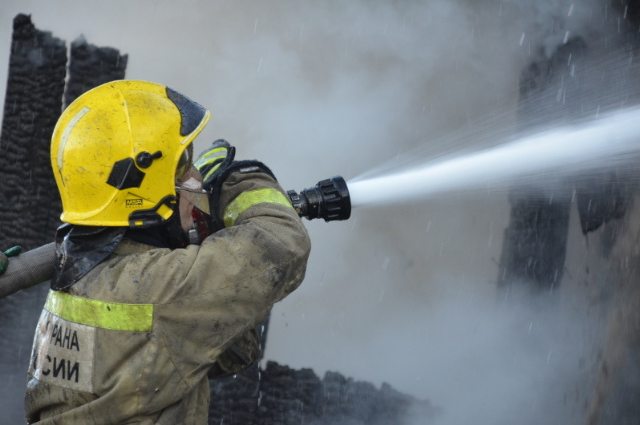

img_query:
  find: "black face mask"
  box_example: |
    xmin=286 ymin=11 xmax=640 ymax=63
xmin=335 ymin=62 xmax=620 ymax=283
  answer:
xmin=51 ymin=224 xmax=126 ymax=291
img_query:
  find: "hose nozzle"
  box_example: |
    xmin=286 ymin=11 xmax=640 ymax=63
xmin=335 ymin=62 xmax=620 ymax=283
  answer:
xmin=287 ymin=176 xmax=351 ymax=222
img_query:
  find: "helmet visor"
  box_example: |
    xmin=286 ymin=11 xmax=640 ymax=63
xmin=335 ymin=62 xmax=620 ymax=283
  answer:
xmin=175 ymin=164 xmax=211 ymax=216
xmin=176 ymin=143 xmax=194 ymax=181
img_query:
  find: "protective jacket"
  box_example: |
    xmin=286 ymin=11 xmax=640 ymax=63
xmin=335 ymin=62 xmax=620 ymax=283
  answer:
xmin=25 ymin=170 xmax=311 ymax=424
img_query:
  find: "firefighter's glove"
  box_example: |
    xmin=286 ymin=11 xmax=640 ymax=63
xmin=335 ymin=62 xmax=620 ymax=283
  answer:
xmin=0 ymin=246 xmax=22 ymax=275
xmin=195 ymin=139 xmax=236 ymax=190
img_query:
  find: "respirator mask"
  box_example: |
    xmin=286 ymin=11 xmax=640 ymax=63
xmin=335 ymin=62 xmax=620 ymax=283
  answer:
xmin=175 ymin=147 xmax=213 ymax=245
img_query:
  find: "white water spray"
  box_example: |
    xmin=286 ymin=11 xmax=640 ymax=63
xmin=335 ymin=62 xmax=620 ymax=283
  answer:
xmin=348 ymin=108 xmax=640 ymax=207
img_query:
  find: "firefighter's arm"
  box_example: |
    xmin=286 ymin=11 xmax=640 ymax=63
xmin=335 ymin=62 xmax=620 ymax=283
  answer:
xmin=206 ymin=166 xmax=311 ymax=304
xmin=152 ymin=165 xmax=310 ymax=378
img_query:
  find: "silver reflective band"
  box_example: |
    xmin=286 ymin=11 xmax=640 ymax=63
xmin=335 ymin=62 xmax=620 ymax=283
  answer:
xmin=175 ymin=187 xmax=211 ymax=215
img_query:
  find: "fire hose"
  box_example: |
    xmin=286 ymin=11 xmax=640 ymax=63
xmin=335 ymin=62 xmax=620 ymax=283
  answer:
xmin=0 ymin=176 xmax=351 ymax=299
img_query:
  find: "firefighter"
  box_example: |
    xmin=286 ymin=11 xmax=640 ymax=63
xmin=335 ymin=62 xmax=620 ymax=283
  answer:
xmin=25 ymin=80 xmax=311 ymax=424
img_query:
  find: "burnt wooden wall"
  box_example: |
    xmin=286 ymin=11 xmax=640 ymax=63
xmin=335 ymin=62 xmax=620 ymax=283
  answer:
xmin=498 ymin=2 xmax=640 ymax=423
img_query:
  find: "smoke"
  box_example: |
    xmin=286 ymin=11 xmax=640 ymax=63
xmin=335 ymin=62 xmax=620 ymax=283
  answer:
xmin=0 ymin=0 xmax=634 ymax=424
xmin=398 ymin=282 xmax=599 ymax=425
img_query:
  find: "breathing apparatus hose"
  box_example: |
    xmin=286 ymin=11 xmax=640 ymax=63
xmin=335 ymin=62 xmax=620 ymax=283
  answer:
xmin=0 ymin=242 xmax=56 ymax=299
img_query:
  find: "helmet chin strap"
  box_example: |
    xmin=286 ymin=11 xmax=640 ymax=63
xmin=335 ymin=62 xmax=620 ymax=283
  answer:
xmin=159 ymin=199 xmax=190 ymax=249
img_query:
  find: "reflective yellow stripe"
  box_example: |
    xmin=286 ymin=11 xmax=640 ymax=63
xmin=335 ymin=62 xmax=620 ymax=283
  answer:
xmin=44 ymin=290 xmax=153 ymax=332
xmin=194 ymin=147 xmax=227 ymax=168
xmin=224 ymin=188 xmax=293 ymax=227
xmin=194 ymin=148 xmax=227 ymax=180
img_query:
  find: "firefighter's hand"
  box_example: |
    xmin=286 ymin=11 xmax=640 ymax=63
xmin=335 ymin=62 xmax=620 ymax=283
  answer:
xmin=0 ymin=246 xmax=22 ymax=275
xmin=195 ymin=139 xmax=235 ymax=189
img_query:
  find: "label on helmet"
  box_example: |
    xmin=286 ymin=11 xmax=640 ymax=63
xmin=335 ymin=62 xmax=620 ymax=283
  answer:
xmin=29 ymin=309 xmax=95 ymax=393
xmin=126 ymin=198 xmax=143 ymax=207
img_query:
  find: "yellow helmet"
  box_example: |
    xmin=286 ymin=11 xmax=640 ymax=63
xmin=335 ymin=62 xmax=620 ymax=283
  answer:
xmin=51 ymin=80 xmax=210 ymax=228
